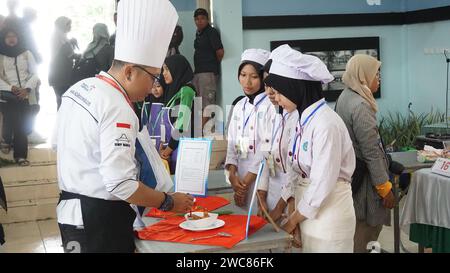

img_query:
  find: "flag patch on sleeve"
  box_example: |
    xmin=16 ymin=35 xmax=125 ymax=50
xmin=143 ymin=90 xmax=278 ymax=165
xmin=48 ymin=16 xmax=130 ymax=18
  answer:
xmin=116 ymin=123 xmax=131 ymax=129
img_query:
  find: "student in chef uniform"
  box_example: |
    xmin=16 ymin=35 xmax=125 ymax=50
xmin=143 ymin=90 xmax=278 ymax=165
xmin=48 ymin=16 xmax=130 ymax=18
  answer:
xmin=225 ymin=49 xmax=272 ymax=210
xmin=267 ymin=45 xmax=356 ymax=253
xmin=256 ymin=57 xmax=299 ymax=215
xmin=53 ymin=0 xmax=194 ymax=253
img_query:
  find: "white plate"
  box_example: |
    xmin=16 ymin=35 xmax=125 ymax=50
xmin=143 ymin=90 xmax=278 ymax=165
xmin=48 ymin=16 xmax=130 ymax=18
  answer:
xmin=179 ymin=219 xmax=225 ymax=232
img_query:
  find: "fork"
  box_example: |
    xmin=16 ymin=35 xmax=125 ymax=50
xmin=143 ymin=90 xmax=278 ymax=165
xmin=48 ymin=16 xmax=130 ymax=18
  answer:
xmin=189 ymin=232 xmax=233 ymax=242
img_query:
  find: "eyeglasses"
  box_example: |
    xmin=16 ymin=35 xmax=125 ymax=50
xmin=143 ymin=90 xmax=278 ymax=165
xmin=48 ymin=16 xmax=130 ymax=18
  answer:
xmin=133 ymin=65 xmax=161 ymax=82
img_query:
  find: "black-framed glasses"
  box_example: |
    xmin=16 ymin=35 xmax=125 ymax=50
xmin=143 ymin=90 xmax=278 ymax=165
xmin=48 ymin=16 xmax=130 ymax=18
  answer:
xmin=133 ymin=65 xmax=161 ymax=82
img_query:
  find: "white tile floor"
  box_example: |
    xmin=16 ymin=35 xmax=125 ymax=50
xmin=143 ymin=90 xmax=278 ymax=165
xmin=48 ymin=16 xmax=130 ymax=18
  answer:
xmin=0 ymin=217 xmax=421 ymax=253
xmin=0 ymin=220 xmax=63 ymax=253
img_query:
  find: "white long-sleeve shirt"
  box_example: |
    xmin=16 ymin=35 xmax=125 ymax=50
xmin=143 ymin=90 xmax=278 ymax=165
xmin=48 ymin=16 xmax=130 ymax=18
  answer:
xmin=282 ymin=99 xmax=356 ymax=219
xmin=0 ymin=50 xmax=40 ymax=104
xmin=54 ymin=71 xmax=140 ymax=226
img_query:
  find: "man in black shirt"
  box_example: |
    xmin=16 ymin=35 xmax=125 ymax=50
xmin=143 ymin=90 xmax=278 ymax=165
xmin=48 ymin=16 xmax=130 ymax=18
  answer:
xmin=192 ymin=8 xmax=224 ymax=129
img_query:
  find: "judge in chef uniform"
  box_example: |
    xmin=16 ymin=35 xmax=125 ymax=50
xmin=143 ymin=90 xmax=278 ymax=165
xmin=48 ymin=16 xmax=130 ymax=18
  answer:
xmin=225 ymin=49 xmax=273 ymax=210
xmin=267 ymin=45 xmax=356 ymax=253
xmin=54 ymin=0 xmax=194 ymax=253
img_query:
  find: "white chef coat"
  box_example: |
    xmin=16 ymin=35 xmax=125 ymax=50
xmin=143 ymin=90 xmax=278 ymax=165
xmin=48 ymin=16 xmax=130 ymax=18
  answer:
xmin=225 ymin=92 xmax=273 ymax=210
xmin=282 ymin=98 xmax=356 ymax=219
xmin=258 ymin=109 xmax=299 ymax=211
xmin=54 ymin=71 xmax=140 ymax=226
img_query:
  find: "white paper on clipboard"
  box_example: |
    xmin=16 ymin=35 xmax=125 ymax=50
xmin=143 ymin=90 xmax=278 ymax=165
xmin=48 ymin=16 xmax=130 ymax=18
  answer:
xmin=174 ymin=138 xmax=212 ymax=196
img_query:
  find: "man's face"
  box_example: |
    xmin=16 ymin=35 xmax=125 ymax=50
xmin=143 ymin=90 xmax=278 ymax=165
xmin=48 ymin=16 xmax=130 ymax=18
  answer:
xmin=125 ymin=65 xmax=161 ymax=102
xmin=194 ymin=15 xmax=208 ymax=31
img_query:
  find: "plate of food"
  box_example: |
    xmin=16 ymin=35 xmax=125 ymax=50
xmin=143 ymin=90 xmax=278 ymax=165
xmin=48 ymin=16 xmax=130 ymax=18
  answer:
xmin=179 ymin=211 xmax=224 ymax=231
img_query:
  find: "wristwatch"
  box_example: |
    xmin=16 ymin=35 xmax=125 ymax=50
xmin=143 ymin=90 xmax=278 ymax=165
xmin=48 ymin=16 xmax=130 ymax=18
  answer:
xmin=158 ymin=192 xmax=174 ymax=211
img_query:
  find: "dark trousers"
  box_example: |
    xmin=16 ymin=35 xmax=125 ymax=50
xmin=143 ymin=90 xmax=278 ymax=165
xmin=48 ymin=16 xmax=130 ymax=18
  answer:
xmin=2 ymin=100 xmax=29 ymax=159
xmin=58 ymin=223 xmax=87 ymax=253
xmin=53 ymin=86 xmax=70 ymax=110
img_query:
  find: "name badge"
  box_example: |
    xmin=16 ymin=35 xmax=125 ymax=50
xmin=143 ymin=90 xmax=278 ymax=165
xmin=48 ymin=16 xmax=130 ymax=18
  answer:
xmin=267 ymin=153 xmax=276 ymax=177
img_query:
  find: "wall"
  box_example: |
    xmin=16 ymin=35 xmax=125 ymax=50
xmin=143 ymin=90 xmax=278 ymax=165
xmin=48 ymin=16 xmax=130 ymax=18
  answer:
xmin=405 ymin=0 xmax=450 ymax=11
xmin=171 ymin=0 xmax=196 ymax=11
xmin=243 ymin=26 xmax=408 ymax=118
xmin=405 ymin=20 xmax=450 ymax=114
xmin=242 ymin=0 xmax=403 ymax=16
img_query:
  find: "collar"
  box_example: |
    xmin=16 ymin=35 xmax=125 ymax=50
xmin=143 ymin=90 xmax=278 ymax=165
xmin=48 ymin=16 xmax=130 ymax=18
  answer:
xmin=98 ymin=71 xmax=128 ymax=95
xmin=299 ymin=98 xmax=326 ymax=126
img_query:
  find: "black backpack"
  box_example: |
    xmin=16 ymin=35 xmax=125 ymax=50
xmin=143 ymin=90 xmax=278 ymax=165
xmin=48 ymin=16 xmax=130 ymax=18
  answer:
xmin=71 ymin=57 xmax=98 ymax=84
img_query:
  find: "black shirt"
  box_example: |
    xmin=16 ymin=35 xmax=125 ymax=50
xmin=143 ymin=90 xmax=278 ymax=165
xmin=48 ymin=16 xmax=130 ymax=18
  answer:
xmin=194 ymin=24 xmax=223 ymax=75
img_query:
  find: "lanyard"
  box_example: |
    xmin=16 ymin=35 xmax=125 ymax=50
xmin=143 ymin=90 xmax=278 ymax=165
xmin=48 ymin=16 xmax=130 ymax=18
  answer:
xmin=242 ymin=95 xmax=267 ymax=134
xmin=96 ymin=74 xmax=134 ymax=110
xmin=270 ymin=112 xmax=289 ymax=150
xmin=291 ymin=100 xmax=326 ymax=161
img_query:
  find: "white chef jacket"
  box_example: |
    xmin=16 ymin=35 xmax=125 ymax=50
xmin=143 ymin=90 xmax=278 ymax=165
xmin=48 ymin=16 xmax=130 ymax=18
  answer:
xmin=54 ymin=71 xmax=140 ymax=226
xmin=281 ymin=99 xmax=356 ymax=219
xmin=225 ymin=93 xmax=273 ymax=176
xmin=258 ymin=109 xmax=299 ymax=210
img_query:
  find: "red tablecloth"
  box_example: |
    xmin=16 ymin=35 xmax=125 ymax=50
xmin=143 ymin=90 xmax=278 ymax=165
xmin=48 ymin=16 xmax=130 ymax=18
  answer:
xmin=145 ymin=196 xmax=230 ymax=218
xmin=137 ymin=215 xmax=267 ymax=249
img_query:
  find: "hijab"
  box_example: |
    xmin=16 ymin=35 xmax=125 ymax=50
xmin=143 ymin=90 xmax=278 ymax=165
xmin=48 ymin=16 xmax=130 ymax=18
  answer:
xmin=264 ymin=73 xmax=323 ymax=115
xmin=83 ymin=23 xmax=110 ymax=59
xmin=0 ymin=27 xmax=27 ymax=58
xmin=162 ymin=54 xmax=194 ymax=103
xmin=238 ymin=61 xmax=265 ymax=104
xmin=342 ymin=54 xmax=381 ymax=112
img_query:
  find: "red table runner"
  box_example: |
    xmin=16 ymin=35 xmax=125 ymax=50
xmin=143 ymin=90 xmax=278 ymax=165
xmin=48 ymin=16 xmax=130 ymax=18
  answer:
xmin=137 ymin=215 xmax=267 ymax=249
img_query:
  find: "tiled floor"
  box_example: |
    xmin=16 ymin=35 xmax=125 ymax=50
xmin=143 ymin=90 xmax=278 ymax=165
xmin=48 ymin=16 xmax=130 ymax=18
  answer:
xmin=0 ymin=219 xmax=63 ymax=253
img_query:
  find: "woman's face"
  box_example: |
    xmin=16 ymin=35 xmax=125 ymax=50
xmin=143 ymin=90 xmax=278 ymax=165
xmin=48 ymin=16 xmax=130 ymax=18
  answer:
xmin=263 ymin=72 xmax=277 ymax=105
xmin=65 ymin=21 xmax=72 ymax=33
xmin=5 ymin=31 xmax=18 ymax=47
xmin=162 ymin=64 xmax=173 ymax=84
xmin=369 ymin=70 xmax=380 ymax=93
xmin=274 ymin=89 xmax=296 ymax=113
xmin=239 ymin=64 xmax=261 ymax=96
xmin=152 ymin=81 xmax=164 ymax=98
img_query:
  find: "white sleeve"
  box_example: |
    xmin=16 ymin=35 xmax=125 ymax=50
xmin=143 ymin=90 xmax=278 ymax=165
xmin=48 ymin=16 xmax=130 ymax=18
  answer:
xmin=281 ymin=158 xmax=295 ymax=202
xmin=99 ymin=106 xmax=139 ymax=201
xmin=23 ymin=51 xmax=40 ymax=90
xmin=297 ymin=125 xmax=342 ymax=219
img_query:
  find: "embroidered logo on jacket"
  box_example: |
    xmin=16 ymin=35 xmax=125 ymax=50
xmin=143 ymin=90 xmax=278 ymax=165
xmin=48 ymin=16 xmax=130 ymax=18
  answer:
xmin=115 ymin=134 xmax=131 ymax=147
xmin=302 ymin=141 xmax=308 ymax=152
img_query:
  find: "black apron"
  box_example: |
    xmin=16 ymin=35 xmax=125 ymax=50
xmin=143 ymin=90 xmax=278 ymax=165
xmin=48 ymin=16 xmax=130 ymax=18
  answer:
xmin=59 ymin=191 xmax=136 ymax=253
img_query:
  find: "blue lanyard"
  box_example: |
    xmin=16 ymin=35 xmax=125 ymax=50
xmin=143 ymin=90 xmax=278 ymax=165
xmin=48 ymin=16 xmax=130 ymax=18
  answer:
xmin=270 ymin=112 xmax=289 ymax=150
xmin=242 ymin=95 xmax=267 ymax=133
xmin=291 ymin=100 xmax=326 ymax=159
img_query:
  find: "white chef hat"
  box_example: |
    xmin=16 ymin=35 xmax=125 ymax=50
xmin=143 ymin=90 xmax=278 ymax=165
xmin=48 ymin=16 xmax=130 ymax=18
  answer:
xmin=115 ymin=0 xmax=179 ymax=68
xmin=241 ymin=48 xmax=271 ymax=66
xmin=269 ymin=44 xmax=334 ymax=84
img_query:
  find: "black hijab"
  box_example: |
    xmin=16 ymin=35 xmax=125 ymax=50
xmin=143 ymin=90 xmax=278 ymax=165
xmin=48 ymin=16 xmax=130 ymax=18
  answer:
xmin=162 ymin=54 xmax=194 ymax=104
xmin=264 ymin=73 xmax=324 ymax=115
xmin=238 ymin=61 xmax=265 ymax=104
xmin=0 ymin=27 xmax=27 ymax=58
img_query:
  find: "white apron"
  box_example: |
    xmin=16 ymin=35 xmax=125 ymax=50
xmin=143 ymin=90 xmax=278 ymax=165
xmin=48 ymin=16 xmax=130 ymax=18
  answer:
xmin=295 ymin=177 xmax=356 ymax=253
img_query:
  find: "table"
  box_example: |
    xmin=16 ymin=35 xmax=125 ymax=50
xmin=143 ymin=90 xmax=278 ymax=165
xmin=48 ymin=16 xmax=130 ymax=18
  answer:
xmin=388 ymin=151 xmax=434 ymax=253
xmin=135 ymin=203 xmax=293 ymax=253
xmin=401 ymin=168 xmax=450 ymax=253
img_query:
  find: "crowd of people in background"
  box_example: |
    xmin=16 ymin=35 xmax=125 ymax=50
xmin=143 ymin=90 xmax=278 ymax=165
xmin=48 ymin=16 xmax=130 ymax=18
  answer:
xmin=0 ymin=1 xmax=225 ymax=168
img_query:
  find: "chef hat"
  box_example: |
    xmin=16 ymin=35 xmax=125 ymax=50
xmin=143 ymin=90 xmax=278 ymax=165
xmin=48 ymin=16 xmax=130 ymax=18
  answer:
xmin=241 ymin=48 xmax=271 ymax=66
xmin=115 ymin=0 xmax=179 ymax=68
xmin=269 ymin=44 xmax=334 ymax=84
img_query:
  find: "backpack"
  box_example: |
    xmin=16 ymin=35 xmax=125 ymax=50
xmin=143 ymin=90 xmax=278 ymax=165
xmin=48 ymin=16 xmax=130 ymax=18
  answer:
xmin=71 ymin=57 xmax=98 ymax=84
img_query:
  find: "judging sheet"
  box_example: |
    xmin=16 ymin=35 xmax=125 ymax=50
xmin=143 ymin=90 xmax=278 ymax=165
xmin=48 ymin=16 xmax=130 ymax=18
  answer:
xmin=174 ymin=138 xmax=212 ymax=196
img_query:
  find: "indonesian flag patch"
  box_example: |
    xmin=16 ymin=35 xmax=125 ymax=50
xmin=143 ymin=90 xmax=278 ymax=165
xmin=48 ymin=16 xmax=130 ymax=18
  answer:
xmin=116 ymin=123 xmax=131 ymax=129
